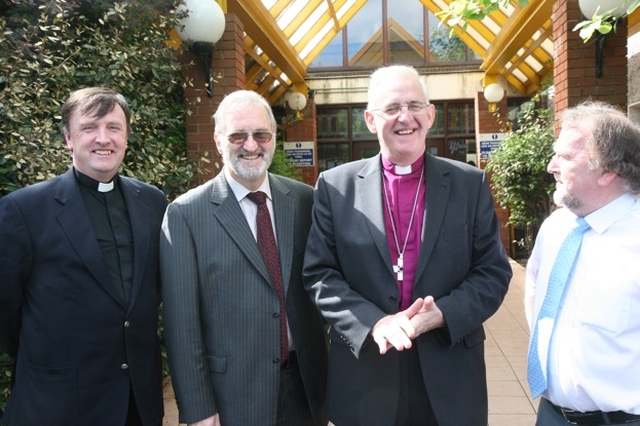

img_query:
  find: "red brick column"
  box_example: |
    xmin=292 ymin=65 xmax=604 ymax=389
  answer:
xmin=553 ymin=0 xmax=628 ymax=133
xmin=181 ymin=14 xmax=246 ymax=185
xmin=282 ymin=101 xmax=318 ymax=187
xmin=475 ymin=91 xmax=512 ymax=256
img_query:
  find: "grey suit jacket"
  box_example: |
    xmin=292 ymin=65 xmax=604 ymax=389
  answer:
xmin=160 ymin=172 xmax=328 ymax=425
xmin=303 ymin=153 xmax=512 ymax=426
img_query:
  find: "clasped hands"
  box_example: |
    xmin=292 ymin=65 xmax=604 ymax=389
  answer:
xmin=370 ymin=296 xmax=444 ymax=355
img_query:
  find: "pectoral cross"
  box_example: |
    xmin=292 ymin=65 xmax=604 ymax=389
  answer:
xmin=392 ymin=255 xmax=404 ymax=281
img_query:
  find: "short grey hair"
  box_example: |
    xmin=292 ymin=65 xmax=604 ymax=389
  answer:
xmin=367 ymin=65 xmax=430 ymax=110
xmin=212 ymin=90 xmax=277 ymax=135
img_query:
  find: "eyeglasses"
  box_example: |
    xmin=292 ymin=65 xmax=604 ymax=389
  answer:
xmin=225 ymin=131 xmax=273 ymax=144
xmin=371 ymin=102 xmax=430 ymax=118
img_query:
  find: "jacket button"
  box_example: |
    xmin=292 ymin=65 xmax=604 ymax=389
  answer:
xmin=273 ymin=312 xmax=280 ymax=318
xmin=121 ymin=363 xmax=129 ymax=370
xmin=388 ymin=295 xmax=397 ymax=303
xmin=124 ymin=321 xmax=130 ymax=328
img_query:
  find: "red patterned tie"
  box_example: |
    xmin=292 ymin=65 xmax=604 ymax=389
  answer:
xmin=246 ymin=191 xmax=289 ymax=364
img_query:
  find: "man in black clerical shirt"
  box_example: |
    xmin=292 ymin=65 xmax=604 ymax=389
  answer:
xmin=0 ymin=87 xmax=167 ymax=426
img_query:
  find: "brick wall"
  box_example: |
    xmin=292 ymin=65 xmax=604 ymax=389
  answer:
xmin=553 ymin=0 xmax=628 ymax=134
xmin=282 ymin=101 xmax=319 ymax=187
xmin=475 ymin=92 xmax=513 ymax=256
xmin=182 ymin=14 xmax=245 ymax=185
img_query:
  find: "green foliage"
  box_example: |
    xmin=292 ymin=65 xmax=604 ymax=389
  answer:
xmin=0 ymin=0 xmax=207 ymax=200
xmin=429 ymin=26 xmax=468 ymax=61
xmin=437 ymin=0 xmax=529 ymax=34
xmin=437 ymin=0 xmax=639 ymax=42
xmin=269 ymin=140 xmax=302 ymax=181
xmin=486 ymin=102 xmax=555 ymax=255
xmin=0 ymin=0 xmax=209 ymax=413
xmin=271 ymin=110 xmax=304 ymax=181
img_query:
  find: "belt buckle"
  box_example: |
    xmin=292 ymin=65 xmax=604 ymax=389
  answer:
xmin=560 ymin=408 xmax=580 ymax=425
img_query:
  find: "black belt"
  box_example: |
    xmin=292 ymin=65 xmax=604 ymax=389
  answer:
xmin=549 ymin=400 xmax=640 ymax=425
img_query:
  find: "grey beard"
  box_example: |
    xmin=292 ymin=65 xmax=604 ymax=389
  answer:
xmin=553 ymin=189 xmax=581 ymax=210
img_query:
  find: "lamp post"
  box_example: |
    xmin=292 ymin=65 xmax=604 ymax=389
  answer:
xmin=287 ymin=92 xmax=307 ymax=119
xmin=483 ymin=83 xmax=505 ymax=113
xmin=176 ymin=0 xmax=226 ymax=97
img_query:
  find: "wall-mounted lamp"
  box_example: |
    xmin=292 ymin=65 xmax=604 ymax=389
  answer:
xmin=176 ymin=0 xmax=226 ymax=97
xmin=287 ymin=92 xmax=307 ymax=119
xmin=483 ymin=83 xmax=505 ymax=112
xmin=578 ymin=0 xmax=627 ymax=78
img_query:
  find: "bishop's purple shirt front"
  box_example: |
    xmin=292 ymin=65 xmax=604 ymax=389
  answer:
xmin=381 ymin=155 xmax=426 ymax=310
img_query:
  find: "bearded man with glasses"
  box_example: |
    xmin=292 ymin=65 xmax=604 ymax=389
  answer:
xmin=160 ymin=90 xmax=328 ymax=426
xmin=303 ymin=65 xmax=512 ymax=426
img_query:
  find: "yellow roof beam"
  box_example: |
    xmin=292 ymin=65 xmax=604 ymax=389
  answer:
xmin=293 ymin=0 xmax=345 ymax=50
xmin=301 ymin=0 xmax=368 ymax=65
xmin=425 ymin=0 xmax=553 ymax=95
xmin=482 ymin=73 xmax=501 ymax=86
xmin=421 ymin=0 xmax=509 ymax=59
xmin=283 ymin=0 xmax=323 ymax=38
xmin=228 ymin=0 xmax=308 ymax=86
xmin=503 ymin=25 xmax=553 ymax=93
xmin=480 ymin=0 xmax=553 ymax=76
xmin=243 ymin=38 xmax=293 ymax=102
xmin=326 ymin=0 xmax=341 ymax=31
xmin=269 ymin=0 xmax=293 ymax=17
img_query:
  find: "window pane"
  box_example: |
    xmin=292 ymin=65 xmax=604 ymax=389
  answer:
xmin=317 ymin=108 xmax=349 ymax=139
xmin=426 ymin=141 xmax=442 ymax=157
xmin=429 ymin=104 xmax=445 ymax=136
xmin=347 ymin=0 xmax=383 ymax=66
xmin=354 ymin=141 xmax=380 ymax=160
xmin=447 ymin=103 xmax=474 ymax=134
xmin=351 ymin=107 xmax=370 ymax=139
xmin=318 ymin=143 xmax=350 ymax=172
xmin=447 ymin=138 xmax=468 ymax=163
xmin=428 ymin=12 xmax=467 ymax=62
xmin=466 ymin=139 xmax=478 ymax=165
xmin=388 ymin=0 xmax=424 ymax=65
xmin=309 ymin=31 xmax=343 ymax=68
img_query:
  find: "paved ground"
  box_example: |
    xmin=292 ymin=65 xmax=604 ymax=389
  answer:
xmin=162 ymin=259 xmax=538 ymax=426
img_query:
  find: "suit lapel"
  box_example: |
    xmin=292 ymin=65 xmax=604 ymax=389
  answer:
xmin=354 ymin=155 xmax=396 ymax=276
xmin=416 ymin=154 xmax=451 ymax=281
xmin=54 ymin=169 xmax=126 ymax=307
xmin=210 ymin=175 xmax=273 ymax=285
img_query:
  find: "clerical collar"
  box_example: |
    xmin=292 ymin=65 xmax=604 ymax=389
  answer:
xmin=74 ymin=168 xmax=117 ymax=193
xmin=381 ymin=156 xmax=425 ymax=176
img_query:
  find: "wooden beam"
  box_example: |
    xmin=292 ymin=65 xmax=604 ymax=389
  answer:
xmin=228 ymin=0 xmax=308 ymax=85
xmin=480 ymin=0 xmax=553 ymax=76
xmin=326 ymin=0 xmax=340 ymax=31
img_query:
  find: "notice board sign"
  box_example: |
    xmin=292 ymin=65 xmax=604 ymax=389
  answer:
xmin=284 ymin=141 xmax=314 ymax=167
xmin=479 ymin=133 xmax=506 ymax=159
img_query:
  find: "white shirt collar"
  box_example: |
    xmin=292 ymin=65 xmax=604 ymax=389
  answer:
xmin=585 ymin=193 xmax=636 ymax=235
xmin=223 ymin=168 xmax=272 ymax=202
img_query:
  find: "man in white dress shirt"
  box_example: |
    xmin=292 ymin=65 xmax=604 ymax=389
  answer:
xmin=525 ymin=100 xmax=640 ymax=425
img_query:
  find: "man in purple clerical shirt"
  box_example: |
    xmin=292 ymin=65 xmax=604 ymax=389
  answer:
xmin=303 ymin=64 xmax=512 ymax=426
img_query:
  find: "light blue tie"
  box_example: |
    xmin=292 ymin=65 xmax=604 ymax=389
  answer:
xmin=527 ymin=217 xmax=590 ymax=398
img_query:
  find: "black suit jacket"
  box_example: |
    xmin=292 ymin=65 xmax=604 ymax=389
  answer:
xmin=0 ymin=168 xmax=167 ymax=426
xmin=303 ymin=154 xmax=512 ymax=426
